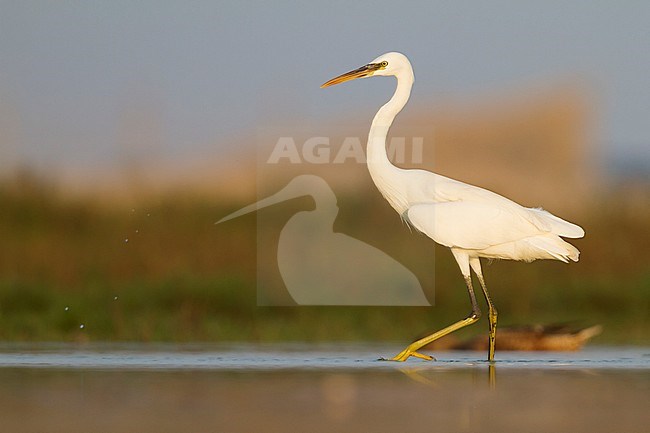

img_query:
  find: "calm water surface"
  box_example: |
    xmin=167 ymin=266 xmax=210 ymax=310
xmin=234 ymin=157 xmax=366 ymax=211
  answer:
xmin=0 ymin=343 xmax=648 ymax=370
xmin=0 ymin=344 xmax=648 ymax=433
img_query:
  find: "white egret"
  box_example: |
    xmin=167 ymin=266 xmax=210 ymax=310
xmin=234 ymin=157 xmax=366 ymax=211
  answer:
xmin=321 ymin=52 xmax=584 ymax=362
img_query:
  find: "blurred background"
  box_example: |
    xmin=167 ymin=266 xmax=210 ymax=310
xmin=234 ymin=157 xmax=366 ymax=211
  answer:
xmin=0 ymin=1 xmax=648 ymax=344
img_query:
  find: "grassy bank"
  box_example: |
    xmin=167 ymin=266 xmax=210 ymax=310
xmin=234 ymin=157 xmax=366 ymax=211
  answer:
xmin=0 ymin=272 xmax=648 ymax=344
xmin=0 ymin=174 xmax=648 ymax=344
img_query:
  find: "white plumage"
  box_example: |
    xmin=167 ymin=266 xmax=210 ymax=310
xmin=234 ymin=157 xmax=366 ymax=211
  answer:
xmin=322 ymin=52 xmax=584 ymax=362
xmin=401 ymin=173 xmax=583 ymax=263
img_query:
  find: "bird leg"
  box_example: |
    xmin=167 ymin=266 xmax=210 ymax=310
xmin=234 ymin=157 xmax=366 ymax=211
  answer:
xmin=476 ymin=273 xmax=498 ymax=362
xmin=387 ymin=275 xmax=481 ymax=362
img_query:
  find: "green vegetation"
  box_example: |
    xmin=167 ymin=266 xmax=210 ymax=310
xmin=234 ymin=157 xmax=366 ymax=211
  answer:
xmin=0 ymin=172 xmax=648 ymax=344
xmin=0 ymin=273 xmax=648 ymax=344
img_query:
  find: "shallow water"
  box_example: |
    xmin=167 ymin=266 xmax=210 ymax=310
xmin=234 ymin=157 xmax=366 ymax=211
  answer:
xmin=0 ymin=344 xmax=648 ymax=433
xmin=0 ymin=343 xmax=648 ymax=370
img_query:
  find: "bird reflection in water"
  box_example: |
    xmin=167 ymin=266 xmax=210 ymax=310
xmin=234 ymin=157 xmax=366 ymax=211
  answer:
xmin=397 ymin=363 xmax=497 ymax=390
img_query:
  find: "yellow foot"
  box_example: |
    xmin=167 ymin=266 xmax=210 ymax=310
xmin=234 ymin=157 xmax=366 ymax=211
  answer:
xmin=379 ymin=348 xmax=435 ymax=362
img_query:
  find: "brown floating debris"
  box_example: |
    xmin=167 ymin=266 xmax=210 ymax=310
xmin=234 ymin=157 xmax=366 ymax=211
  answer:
xmin=424 ymin=324 xmax=603 ymax=351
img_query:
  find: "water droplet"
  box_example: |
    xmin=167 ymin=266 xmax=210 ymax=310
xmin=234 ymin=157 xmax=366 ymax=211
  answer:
xmin=124 ymin=238 xmax=129 ymax=243
xmin=147 ymin=213 xmax=151 ymax=217
xmin=135 ymin=229 xmax=139 ymax=234
xmin=79 ymin=324 xmax=85 ymax=329
xmin=113 ymin=296 xmax=118 ymax=301
xmin=64 ymin=306 xmax=69 ymax=311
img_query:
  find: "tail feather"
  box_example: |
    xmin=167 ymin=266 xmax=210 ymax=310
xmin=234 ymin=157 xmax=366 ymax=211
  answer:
xmin=529 ymin=208 xmax=585 ymax=238
xmin=524 ymin=234 xmax=580 ymax=263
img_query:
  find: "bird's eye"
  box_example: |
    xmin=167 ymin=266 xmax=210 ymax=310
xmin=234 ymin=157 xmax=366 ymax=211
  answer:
xmin=380 ymin=61 xmax=388 ymax=68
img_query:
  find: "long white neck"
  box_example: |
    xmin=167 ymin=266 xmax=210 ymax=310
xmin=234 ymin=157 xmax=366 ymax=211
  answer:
xmin=366 ymin=66 xmax=414 ymax=214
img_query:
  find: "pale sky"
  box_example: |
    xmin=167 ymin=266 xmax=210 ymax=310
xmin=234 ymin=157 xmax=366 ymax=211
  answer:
xmin=1 ymin=1 xmax=649 ymax=171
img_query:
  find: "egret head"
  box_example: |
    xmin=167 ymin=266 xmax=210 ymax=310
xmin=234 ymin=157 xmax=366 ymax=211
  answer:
xmin=321 ymin=52 xmax=411 ymax=88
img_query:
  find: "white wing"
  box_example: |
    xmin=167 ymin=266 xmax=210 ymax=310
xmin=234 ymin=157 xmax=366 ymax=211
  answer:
xmin=406 ymin=201 xmax=539 ymax=250
xmin=407 ymin=171 xmax=585 ymax=239
xmin=406 ymin=200 xmax=583 ymax=262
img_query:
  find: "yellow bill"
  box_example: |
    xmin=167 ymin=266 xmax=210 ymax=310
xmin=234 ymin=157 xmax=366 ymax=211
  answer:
xmin=321 ymin=63 xmax=383 ymax=88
